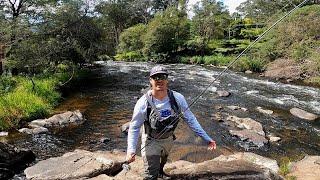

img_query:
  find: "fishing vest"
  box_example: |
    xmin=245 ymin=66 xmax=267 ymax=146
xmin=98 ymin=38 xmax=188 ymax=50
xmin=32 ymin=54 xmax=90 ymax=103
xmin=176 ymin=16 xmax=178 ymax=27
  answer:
xmin=144 ymin=90 xmax=181 ymax=139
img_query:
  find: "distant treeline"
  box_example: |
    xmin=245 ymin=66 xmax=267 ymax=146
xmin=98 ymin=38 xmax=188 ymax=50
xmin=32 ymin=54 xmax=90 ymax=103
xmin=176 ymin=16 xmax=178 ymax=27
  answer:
xmin=0 ymin=0 xmax=319 ymax=74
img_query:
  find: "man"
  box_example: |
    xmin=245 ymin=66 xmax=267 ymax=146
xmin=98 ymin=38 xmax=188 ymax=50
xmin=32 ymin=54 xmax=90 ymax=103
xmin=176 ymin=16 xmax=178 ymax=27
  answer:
xmin=127 ymin=65 xmax=216 ymax=179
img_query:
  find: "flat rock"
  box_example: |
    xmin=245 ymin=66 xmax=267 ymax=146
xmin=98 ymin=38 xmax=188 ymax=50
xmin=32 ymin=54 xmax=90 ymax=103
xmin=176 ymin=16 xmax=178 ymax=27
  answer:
xmin=288 ymin=156 xmax=320 ymax=180
xmin=290 ymin=108 xmax=318 ymax=121
xmin=168 ymin=159 xmax=281 ymax=179
xmin=227 ymin=116 xmax=265 ymax=136
xmin=164 ymin=160 xmax=194 ymax=173
xmin=256 ymin=107 xmax=274 ymax=115
xmin=213 ymin=152 xmax=279 ymax=173
xmin=230 ymin=129 xmax=268 ymax=147
xmin=25 ymin=149 xmax=126 ymax=180
xmin=112 ymin=154 xmax=144 ymax=179
xmin=87 ymin=174 xmax=114 ymax=179
xmin=21 ymin=110 xmax=85 ymax=135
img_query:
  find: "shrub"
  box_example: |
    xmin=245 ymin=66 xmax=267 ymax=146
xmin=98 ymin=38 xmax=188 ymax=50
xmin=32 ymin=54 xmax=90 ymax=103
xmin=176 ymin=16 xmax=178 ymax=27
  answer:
xmin=114 ymin=51 xmax=144 ymax=61
xmin=234 ymin=56 xmax=265 ymax=72
xmin=179 ymin=56 xmax=191 ymax=64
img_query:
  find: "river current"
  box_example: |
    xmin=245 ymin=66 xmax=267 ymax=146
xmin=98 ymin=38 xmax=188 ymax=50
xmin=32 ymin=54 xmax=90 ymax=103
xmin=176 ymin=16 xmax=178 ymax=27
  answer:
xmin=4 ymin=61 xmax=320 ymax=178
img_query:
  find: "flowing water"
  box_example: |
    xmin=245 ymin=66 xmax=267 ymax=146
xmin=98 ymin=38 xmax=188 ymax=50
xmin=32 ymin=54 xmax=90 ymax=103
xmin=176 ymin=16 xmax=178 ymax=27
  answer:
xmin=3 ymin=61 xmax=320 ymax=178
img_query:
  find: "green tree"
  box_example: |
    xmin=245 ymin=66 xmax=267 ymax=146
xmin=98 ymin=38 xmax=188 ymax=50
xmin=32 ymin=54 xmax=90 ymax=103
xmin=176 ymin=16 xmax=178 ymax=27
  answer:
xmin=190 ymin=0 xmax=231 ymax=54
xmin=236 ymin=0 xmax=320 ymax=22
xmin=4 ymin=0 xmax=104 ymax=73
xmin=117 ymin=24 xmax=147 ymax=53
xmin=143 ymin=6 xmax=190 ymax=58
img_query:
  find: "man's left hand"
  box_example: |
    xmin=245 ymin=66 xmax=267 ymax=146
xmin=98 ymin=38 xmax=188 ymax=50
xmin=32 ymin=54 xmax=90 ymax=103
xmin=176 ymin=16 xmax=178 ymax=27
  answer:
xmin=208 ymin=140 xmax=216 ymax=151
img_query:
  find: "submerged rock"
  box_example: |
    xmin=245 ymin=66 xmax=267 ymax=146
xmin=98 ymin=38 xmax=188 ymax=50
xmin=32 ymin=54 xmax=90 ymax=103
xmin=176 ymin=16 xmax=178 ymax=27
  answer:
xmin=290 ymin=108 xmax=318 ymax=121
xmin=227 ymin=116 xmax=265 ymax=136
xmin=227 ymin=105 xmax=248 ymax=112
xmin=217 ymin=90 xmax=231 ymax=97
xmin=0 ymin=142 xmax=36 ymax=179
xmin=230 ymin=129 xmax=268 ymax=147
xmin=225 ymin=116 xmax=268 ymax=147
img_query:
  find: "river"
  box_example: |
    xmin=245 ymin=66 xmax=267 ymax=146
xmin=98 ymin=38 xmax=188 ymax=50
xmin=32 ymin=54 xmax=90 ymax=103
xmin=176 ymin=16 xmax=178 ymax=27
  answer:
xmin=4 ymin=61 xmax=320 ymax=178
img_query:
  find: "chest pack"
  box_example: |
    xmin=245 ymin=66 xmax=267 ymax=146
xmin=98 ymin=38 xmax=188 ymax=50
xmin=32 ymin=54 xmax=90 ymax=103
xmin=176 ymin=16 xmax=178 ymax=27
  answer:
xmin=144 ymin=90 xmax=181 ymax=139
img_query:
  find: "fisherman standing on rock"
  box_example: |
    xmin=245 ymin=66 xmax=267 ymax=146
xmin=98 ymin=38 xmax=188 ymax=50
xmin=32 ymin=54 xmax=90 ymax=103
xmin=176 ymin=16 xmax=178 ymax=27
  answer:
xmin=126 ymin=65 xmax=216 ymax=180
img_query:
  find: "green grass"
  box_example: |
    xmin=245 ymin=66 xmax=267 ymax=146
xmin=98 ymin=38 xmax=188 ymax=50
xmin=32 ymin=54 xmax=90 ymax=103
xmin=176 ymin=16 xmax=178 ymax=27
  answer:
xmin=305 ymin=76 xmax=320 ymax=87
xmin=179 ymin=54 xmax=234 ymax=67
xmin=233 ymin=56 xmax=266 ymax=72
xmin=278 ymin=157 xmax=297 ymax=180
xmin=0 ymin=74 xmax=65 ymax=131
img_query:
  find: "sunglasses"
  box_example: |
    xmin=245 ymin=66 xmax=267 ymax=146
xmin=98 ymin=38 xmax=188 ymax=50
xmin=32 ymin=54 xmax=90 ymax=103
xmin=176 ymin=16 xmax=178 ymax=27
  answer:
xmin=151 ymin=74 xmax=168 ymax=81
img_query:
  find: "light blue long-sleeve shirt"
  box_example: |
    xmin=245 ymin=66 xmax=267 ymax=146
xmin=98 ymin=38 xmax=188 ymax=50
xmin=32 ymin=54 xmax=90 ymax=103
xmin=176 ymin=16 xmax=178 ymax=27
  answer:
xmin=127 ymin=90 xmax=213 ymax=154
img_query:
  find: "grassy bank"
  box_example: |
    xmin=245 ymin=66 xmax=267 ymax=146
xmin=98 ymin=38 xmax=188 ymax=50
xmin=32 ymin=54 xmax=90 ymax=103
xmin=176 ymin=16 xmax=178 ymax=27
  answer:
xmin=0 ymin=70 xmax=87 ymax=131
xmin=178 ymin=54 xmax=266 ymax=73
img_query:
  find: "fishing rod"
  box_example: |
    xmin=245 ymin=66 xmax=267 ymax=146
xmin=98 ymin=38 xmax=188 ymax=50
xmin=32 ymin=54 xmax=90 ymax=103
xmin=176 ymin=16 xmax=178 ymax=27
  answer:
xmin=123 ymin=0 xmax=310 ymax=172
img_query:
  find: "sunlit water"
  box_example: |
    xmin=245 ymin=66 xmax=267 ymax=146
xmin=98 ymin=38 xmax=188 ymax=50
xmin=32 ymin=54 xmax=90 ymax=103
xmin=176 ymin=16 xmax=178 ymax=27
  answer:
xmin=3 ymin=61 xmax=320 ymax=178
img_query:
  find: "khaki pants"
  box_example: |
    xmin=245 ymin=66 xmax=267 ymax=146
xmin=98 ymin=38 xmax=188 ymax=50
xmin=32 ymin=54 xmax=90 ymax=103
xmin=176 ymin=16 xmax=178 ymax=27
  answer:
xmin=141 ymin=133 xmax=174 ymax=180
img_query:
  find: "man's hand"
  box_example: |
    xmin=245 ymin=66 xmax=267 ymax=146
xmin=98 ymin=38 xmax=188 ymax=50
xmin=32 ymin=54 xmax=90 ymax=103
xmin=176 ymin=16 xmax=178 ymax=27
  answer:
xmin=126 ymin=153 xmax=136 ymax=163
xmin=208 ymin=140 xmax=216 ymax=151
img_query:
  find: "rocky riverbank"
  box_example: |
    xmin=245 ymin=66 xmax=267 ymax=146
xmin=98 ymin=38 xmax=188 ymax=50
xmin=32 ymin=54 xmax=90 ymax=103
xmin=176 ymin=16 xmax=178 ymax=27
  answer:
xmin=23 ymin=148 xmax=320 ymax=180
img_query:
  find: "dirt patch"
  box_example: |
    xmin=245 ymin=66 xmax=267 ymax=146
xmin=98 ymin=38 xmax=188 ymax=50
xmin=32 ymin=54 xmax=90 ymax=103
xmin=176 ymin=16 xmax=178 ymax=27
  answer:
xmin=264 ymin=59 xmax=302 ymax=80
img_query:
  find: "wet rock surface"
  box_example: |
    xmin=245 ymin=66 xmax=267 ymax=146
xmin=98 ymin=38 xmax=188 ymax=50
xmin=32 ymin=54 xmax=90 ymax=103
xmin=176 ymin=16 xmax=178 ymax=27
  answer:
xmin=217 ymin=115 xmax=268 ymax=148
xmin=0 ymin=142 xmax=35 ymax=179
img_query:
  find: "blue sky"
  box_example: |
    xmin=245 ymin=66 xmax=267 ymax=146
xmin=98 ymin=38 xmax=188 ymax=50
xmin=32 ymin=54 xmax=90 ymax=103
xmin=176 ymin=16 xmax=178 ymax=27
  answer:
xmin=188 ymin=0 xmax=246 ymax=17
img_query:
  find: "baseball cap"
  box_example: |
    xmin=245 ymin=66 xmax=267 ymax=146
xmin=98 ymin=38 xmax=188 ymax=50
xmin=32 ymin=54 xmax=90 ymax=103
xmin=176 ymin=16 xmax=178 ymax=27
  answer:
xmin=149 ymin=65 xmax=168 ymax=77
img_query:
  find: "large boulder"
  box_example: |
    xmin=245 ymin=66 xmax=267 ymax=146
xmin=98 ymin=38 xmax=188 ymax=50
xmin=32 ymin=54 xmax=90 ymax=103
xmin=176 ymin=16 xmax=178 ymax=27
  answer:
xmin=168 ymin=159 xmax=281 ymax=179
xmin=288 ymin=156 xmax=320 ymax=180
xmin=25 ymin=149 xmax=126 ymax=180
xmin=19 ymin=110 xmax=84 ymax=135
xmin=114 ymin=152 xmax=281 ymax=180
xmin=213 ymin=152 xmax=279 ymax=173
xmin=0 ymin=142 xmax=36 ymax=179
xmin=289 ymin=108 xmax=318 ymax=121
